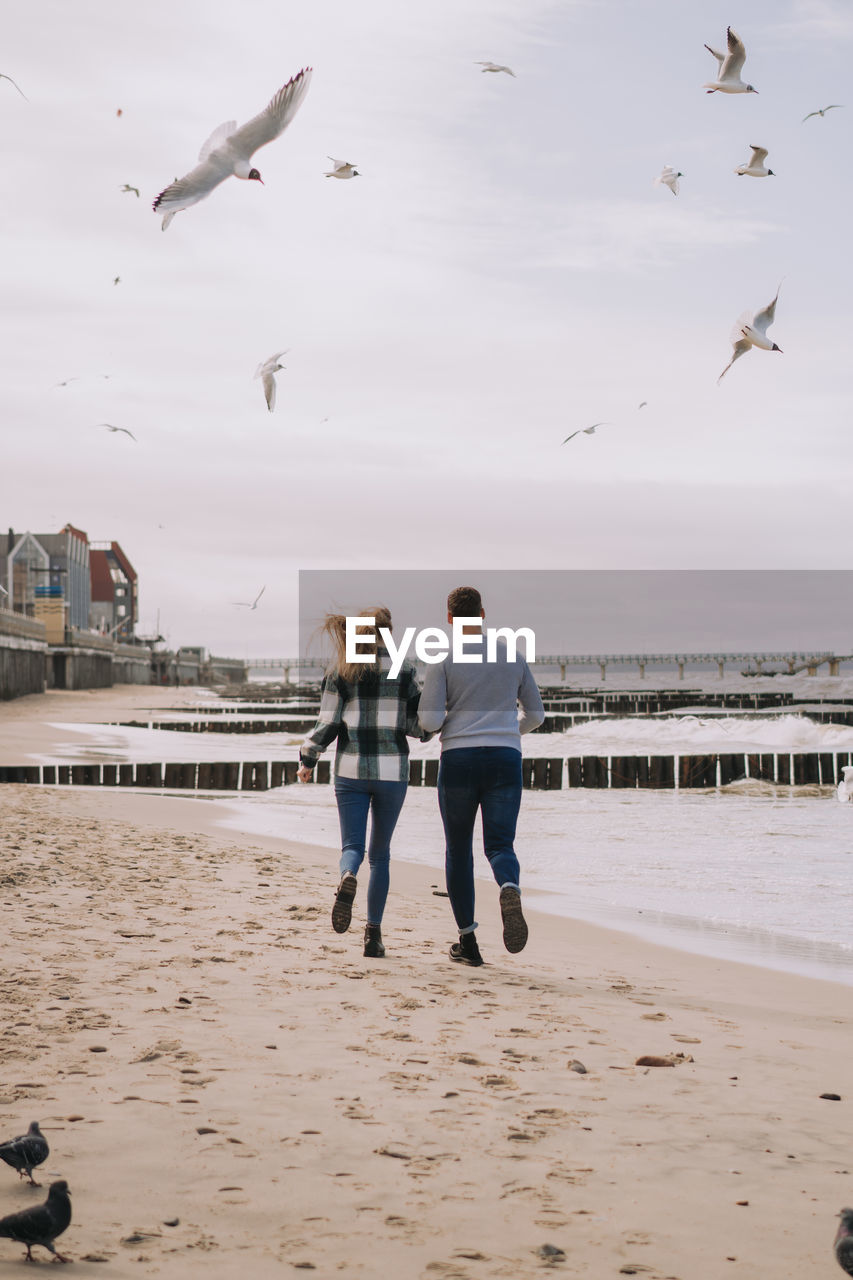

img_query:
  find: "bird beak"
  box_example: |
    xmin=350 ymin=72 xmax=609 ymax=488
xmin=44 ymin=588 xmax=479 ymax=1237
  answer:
xmin=773 ymin=344 xmax=782 ymax=353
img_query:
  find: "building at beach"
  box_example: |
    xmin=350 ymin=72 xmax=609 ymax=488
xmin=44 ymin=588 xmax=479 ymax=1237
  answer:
xmin=33 ymin=524 xmax=92 ymax=633
xmin=2 ymin=528 xmax=50 ymax=617
xmin=90 ymin=541 xmax=138 ymax=641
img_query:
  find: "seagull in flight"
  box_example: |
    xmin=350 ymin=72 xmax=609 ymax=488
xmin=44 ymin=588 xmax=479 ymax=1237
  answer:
xmin=255 ymin=350 xmax=289 ymax=412
xmin=234 ymin=585 xmax=266 ymax=610
xmin=735 ymin=145 xmax=774 ymax=177
xmin=637 ymin=401 xmax=648 ymax=409
xmin=325 ymin=157 xmax=359 ymax=179
xmin=655 ymin=164 xmax=682 ymax=195
xmin=718 ymin=286 xmax=783 ymax=383
xmin=476 ymin=61 xmax=515 ymax=76
xmin=120 ymin=183 xmax=140 ymax=197
xmin=562 ymin=423 xmax=609 ymax=444
xmin=153 ymin=67 xmax=312 ymax=230
xmin=704 ymin=28 xmax=757 ymax=94
xmin=0 ymin=72 xmax=27 ymax=99
xmin=102 ymin=423 xmax=137 ymax=440
xmin=803 ymin=104 xmax=843 ymax=122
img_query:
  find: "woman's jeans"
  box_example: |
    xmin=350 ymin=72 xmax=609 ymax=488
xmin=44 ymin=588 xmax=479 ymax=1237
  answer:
xmin=334 ymin=776 xmax=408 ymax=925
xmin=437 ymin=746 xmax=523 ymax=932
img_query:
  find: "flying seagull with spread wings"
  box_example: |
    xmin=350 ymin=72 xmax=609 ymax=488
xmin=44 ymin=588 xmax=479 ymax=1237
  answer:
xmin=254 ymin=350 xmax=289 ymax=411
xmin=153 ymin=68 xmax=312 ymax=230
xmin=562 ymin=423 xmax=609 ymax=444
xmin=233 ymin=586 xmax=266 ymax=610
xmin=704 ymin=27 xmax=757 ymax=94
xmin=102 ymin=423 xmax=137 ymax=441
xmin=803 ymin=104 xmax=842 ymax=122
xmin=735 ymin=144 xmax=774 ymax=177
xmin=718 ymin=286 xmax=783 ymax=383
xmin=476 ymin=61 xmax=515 ymax=76
xmin=325 ymin=157 xmax=359 ymax=179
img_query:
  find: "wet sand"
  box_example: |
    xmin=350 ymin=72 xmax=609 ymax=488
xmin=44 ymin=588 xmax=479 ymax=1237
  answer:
xmin=1 ymin=767 xmax=851 ymax=1276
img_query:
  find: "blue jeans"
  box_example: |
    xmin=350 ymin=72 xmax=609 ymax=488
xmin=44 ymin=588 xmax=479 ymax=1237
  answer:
xmin=437 ymin=747 xmax=523 ymax=932
xmin=334 ymin=776 xmax=408 ymax=925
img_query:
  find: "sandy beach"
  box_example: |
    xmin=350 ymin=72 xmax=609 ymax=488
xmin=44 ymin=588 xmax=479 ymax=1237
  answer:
xmin=1 ymin=690 xmax=851 ymax=1277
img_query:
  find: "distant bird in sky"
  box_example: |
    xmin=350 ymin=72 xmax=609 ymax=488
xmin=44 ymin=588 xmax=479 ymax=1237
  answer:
xmin=562 ymin=423 xmax=609 ymax=444
xmin=113 ymin=276 xmax=121 ymax=285
xmin=735 ymin=144 xmax=774 ymax=177
xmin=120 ymin=183 xmax=140 ymax=197
xmin=55 ymin=374 xmax=110 ymax=387
xmin=0 ymin=1122 xmax=49 ymax=1187
xmin=0 ymin=1179 xmax=71 ymax=1264
xmin=116 ymin=107 xmax=123 ymax=117
xmin=718 ymin=286 xmax=783 ymax=383
xmin=837 ymin=766 xmax=853 ymax=803
xmin=254 ymin=350 xmax=288 ymax=412
xmin=476 ymin=61 xmax=515 ymax=76
xmin=835 ymin=1208 xmax=853 ymax=1273
xmin=655 ymin=164 xmax=682 ymax=195
xmin=325 ymin=157 xmax=359 ymax=179
xmin=803 ymin=104 xmax=842 ymax=122
xmin=102 ymin=423 xmax=137 ymax=441
xmin=0 ymin=72 xmax=27 ymax=99
xmin=233 ymin=585 xmax=265 ymax=610
xmin=638 ymin=401 xmax=648 ymax=409
xmin=153 ymin=67 xmax=312 ymax=230
xmin=704 ymin=28 xmax=757 ymax=94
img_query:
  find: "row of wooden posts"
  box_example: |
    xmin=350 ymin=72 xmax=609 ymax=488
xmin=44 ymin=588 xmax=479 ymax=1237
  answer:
xmin=1 ymin=750 xmax=851 ymax=791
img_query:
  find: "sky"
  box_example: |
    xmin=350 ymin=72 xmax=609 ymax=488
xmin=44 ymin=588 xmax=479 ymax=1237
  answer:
xmin=3 ymin=0 xmax=852 ymax=656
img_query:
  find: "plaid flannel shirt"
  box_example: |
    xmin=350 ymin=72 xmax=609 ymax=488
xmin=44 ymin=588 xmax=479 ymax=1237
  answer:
xmin=300 ymin=657 xmax=427 ymax=781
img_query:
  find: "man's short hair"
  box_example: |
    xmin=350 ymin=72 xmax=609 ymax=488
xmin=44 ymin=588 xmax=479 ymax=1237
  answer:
xmin=447 ymin=585 xmax=482 ymax=617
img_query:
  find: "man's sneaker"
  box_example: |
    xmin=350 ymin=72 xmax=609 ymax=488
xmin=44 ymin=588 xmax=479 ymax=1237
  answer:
xmin=331 ymin=872 xmax=358 ymax=933
xmin=499 ymin=885 xmax=528 ymax=953
xmin=363 ymin=925 xmax=385 ymax=958
xmin=449 ymin=932 xmax=484 ymax=966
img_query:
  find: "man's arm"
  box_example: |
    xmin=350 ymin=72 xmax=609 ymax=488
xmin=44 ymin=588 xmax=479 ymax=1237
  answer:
xmin=417 ymin=660 xmax=448 ymax=733
xmin=517 ymin=661 xmax=545 ymax=734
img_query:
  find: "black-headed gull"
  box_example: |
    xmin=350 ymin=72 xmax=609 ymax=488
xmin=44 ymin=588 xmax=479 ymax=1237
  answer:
xmin=255 ymin=350 xmax=288 ymax=412
xmin=718 ymin=286 xmax=783 ymax=383
xmin=233 ymin=585 xmax=265 ymax=610
xmin=735 ymin=145 xmax=774 ymax=177
xmin=562 ymin=423 xmax=609 ymax=444
xmin=837 ymin=765 xmax=853 ymax=802
xmin=0 ymin=72 xmax=27 ymax=100
xmin=120 ymin=184 xmax=140 ymax=197
xmin=655 ymin=164 xmax=682 ymax=195
xmin=324 ymin=157 xmax=359 ymax=179
xmin=153 ymin=68 xmax=312 ymax=231
xmin=102 ymin=423 xmax=137 ymax=441
xmin=803 ymin=104 xmax=843 ymax=122
xmin=704 ymin=28 xmax=757 ymax=94
xmin=476 ymin=61 xmax=515 ymax=76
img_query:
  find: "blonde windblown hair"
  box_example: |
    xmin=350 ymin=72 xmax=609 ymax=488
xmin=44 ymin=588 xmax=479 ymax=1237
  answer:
xmin=320 ymin=606 xmax=392 ymax=683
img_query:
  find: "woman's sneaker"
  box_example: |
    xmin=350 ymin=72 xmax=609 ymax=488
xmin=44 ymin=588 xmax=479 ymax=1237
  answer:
xmin=331 ymin=872 xmax=358 ymax=933
xmin=363 ymin=925 xmax=385 ymax=958
xmin=499 ymin=886 xmax=528 ymax=953
xmin=449 ymin=933 xmax=484 ymax=966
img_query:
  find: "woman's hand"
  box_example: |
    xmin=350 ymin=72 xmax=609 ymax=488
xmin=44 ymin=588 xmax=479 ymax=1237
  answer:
xmin=297 ymin=764 xmax=314 ymax=783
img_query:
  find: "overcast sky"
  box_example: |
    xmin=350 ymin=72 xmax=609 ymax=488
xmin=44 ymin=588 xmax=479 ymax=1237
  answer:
xmin=3 ymin=0 xmax=851 ymax=655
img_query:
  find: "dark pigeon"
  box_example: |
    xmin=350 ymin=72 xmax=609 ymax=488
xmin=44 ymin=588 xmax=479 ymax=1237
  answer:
xmin=836 ymin=1208 xmax=853 ymax=1275
xmin=0 ymin=1179 xmax=71 ymax=1263
xmin=0 ymin=1121 xmax=49 ymax=1186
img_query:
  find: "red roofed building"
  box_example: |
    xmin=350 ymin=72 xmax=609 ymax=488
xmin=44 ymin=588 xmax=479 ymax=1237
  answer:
xmin=89 ymin=541 xmax=138 ymax=640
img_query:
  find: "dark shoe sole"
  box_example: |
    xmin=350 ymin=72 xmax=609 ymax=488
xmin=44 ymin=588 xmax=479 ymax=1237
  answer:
xmin=500 ymin=887 xmax=528 ymax=953
xmin=449 ymin=941 xmax=484 ymax=967
xmin=331 ymin=873 xmax=357 ymax=933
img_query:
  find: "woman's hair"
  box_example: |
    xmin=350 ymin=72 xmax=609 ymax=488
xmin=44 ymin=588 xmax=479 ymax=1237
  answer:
xmin=321 ymin=605 xmax=392 ymax=683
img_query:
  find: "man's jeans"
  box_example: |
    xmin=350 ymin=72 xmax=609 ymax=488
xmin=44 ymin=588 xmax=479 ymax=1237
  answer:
xmin=437 ymin=746 xmax=522 ymax=932
xmin=334 ymin=776 xmax=408 ymax=925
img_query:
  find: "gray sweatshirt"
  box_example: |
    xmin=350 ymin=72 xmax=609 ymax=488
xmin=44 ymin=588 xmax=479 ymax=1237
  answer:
xmin=418 ymin=637 xmax=545 ymax=751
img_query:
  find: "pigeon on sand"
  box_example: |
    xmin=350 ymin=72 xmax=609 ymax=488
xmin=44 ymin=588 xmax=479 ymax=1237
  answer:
xmin=655 ymin=164 xmax=682 ymax=195
xmin=0 ymin=1122 xmax=49 ymax=1186
xmin=835 ymin=1208 xmax=853 ymax=1274
xmin=325 ymin=157 xmax=359 ymax=179
xmin=476 ymin=61 xmax=515 ymax=76
xmin=0 ymin=1179 xmax=71 ymax=1263
xmin=735 ymin=145 xmax=774 ymax=177
xmin=562 ymin=422 xmax=609 ymax=444
xmin=704 ymin=28 xmax=757 ymax=94
xmin=718 ymin=286 xmax=783 ymax=383
xmin=153 ymin=67 xmax=312 ymax=230
xmin=255 ymin=350 xmax=288 ymax=411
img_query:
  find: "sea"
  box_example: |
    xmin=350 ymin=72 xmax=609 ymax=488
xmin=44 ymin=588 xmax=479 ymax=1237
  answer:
xmin=37 ymin=671 xmax=853 ymax=986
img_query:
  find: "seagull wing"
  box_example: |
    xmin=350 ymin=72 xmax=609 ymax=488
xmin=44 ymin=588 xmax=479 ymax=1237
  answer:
xmin=226 ymin=67 xmax=313 ymax=163
xmin=153 ymin=153 xmax=234 ymax=224
xmin=252 ymin=585 xmax=266 ymax=608
xmin=729 ymin=309 xmax=754 ymax=344
xmin=254 ymin=350 xmax=288 ymax=378
xmin=261 ymin=370 xmax=277 ymax=411
xmin=327 ymin=156 xmax=346 ymax=171
xmin=0 ymin=72 xmax=27 ymax=100
xmin=199 ymin=120 xmax=238 ymax=162
xmin=751 ymin=287 xmax=780 ymax=336
xmin=720 ymin=27 xmax=746 ymax=80
xmin=704 ymin=43 xmax=725 ymax=67
xmin=561 ymin=431 xmax=580 ymax=444
xmin=718 ymin=338 xmax=752 ymax=383
xmin=748 ymin=145 xmax=768 ymax=166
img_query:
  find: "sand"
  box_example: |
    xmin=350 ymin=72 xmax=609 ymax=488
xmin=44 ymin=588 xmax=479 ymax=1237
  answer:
xmin=0 ymin=690 xmax=851 ymax=1277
